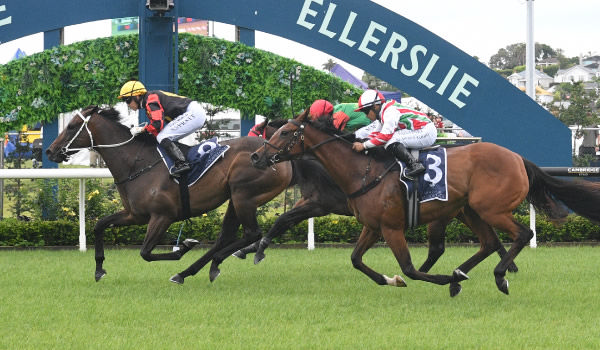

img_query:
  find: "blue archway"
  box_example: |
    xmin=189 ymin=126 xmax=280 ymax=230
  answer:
xmin=0 ymin=0 xmax=571 ymax=166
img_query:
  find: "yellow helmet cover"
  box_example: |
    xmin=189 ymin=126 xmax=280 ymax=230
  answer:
xmin=118 ymin=81 xmax=147 ymax=99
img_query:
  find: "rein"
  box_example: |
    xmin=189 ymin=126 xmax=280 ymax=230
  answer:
xmin=62 ymin=110 xmax=136 ymax=154
xmin=265 ymin=119 xmax=396 ymax=198
xmin=62 ymin=109 xmax=162 ymax=185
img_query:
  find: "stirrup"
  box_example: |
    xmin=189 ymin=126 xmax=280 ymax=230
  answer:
xmin=171 ymin=162 xmax=191 ymax=176
xmin=404 ymin=162 xmax=425 ymax=178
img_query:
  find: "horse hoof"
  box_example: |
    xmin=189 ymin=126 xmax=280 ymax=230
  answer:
xmin=254 ymin=252 xmax=265 ymax=265
xmin=453 ymin=269 xmax=469 ymax=282
xmin=182 ymin=238 xmax=200 ymax=249
xmin=497 ymin=279 xmax=509 ymax=295
xmin=170 ymin=274 xmax=184 ymax=285
xmin=449 ymin=283 xmax=462 ymax=297
xmin=508 ymin=263 xmax=519 ymax=273
xmin=95 ymin=269 xmax=106 ymax=282
xmin=384 ymin=274 xmax=407 ymax=287
xmin=232 ymin=250 xmax=246 ymax=259
xmin=209 ymin=268 xmax=221 ymax=282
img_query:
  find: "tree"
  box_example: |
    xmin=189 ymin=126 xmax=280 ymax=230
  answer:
xmin=547 ymin=82 xmax=600 ymax=166
xmin=361 ymin=72 xmax=399 ymax=91
xmin=489 ymin=42 xmax=559 ymax=69
xmin=322 ymin=59 xmax=336 ymax=72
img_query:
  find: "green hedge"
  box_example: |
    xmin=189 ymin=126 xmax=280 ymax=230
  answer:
xmin=0 ymin=33 xmax=361 ymax=133
xmin=1 ymin=214 xmax=598 ymax=247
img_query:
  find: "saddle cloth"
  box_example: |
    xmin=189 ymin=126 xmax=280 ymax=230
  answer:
xmin=398 ymin=147 xmax=448 ymax=202
xmin=158 ymin=137 xmax=230 ymax=186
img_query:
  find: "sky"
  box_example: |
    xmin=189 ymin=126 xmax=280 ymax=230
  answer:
xmin=1 ymin=0 xmax=599 ymax=79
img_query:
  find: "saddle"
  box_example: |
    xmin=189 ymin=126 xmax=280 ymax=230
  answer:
xmin=399 ymin=145 xmax=446 ymax=230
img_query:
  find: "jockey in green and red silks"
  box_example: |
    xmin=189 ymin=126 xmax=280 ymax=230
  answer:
xmin=117 ymin=80 xmax=207 ymax=177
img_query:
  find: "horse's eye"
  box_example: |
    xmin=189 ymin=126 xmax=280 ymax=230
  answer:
xmin=281 ymin=130 xmax=289 ymax=136
xmin=67 ymin=123 xmax=75 ymax=130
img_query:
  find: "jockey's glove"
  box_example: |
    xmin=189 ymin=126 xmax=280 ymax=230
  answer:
xmin=130 ymin=126 xmax=145 ymax=136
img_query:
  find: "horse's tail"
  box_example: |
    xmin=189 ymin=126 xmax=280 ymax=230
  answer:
xmin=523 ymin=157 xmax=600 ymax=222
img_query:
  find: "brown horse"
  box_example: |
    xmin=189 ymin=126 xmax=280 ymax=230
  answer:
xmin=236 ymin=119 xmax=518 ymax=283
xmin=46 ymin=105 xmax=292 ymax=284
xmin=250 ymin=109 xmax=600 ymax=295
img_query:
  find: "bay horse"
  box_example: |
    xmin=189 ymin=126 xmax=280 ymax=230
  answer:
xmin=235 ymin=120 xmax=518 ymax=280
xmin=250 ymin=109 xmax=600 ymax=295
xmin=46 ymin=105 xmax=292 ymax=284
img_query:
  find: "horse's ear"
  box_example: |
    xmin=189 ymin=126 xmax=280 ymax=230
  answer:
xmin=82 ymin=105 xmax=99 ymax=116
xmin=298 ymin=108 xmax=310 ymax=122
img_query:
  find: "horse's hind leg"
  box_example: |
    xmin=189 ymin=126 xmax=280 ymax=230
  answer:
xmin=251 ymin=198 xmax=331 ymax=264
xmin=448 ymin=206 xmax=502 ymax=296
xmin=210 ymin=203 xmax=265 ymax=281
xmin=488 ymin=216 xmax=533 ymax=295
xmin=171 ymin=202 xmax=241 ymax=284
xmin=419 ymin=216 xmax=453 ymax=273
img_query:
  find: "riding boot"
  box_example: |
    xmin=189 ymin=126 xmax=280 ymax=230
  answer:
xmin=388 ymin=142 xmax=425 ymax=178
xmin=160 ymin=139 xmax=191 ymax=176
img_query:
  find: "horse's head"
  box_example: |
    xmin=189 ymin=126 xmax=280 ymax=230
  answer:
xmin=46 ymin=105 xmax=132 ymax=163
xmin=251 ymin=109 xmax=310 ymax=169
xmin=45 ymin=105 xmax=101 ymax=163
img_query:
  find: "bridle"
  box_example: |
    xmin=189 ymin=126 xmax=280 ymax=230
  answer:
xmin=260 ymin=119 xmax=353 ymax=165
xmin=259 ymin=118 xmax=397 ymax=198
xmin=59 ymin=109 xmax=136 ymax=159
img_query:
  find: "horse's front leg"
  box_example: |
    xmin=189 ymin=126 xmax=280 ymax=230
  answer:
xmin=382 ymin=226 xmax=469 ymax=289
xmin=248 ymin=198 xmax=329 ymax=265
xmin=93 ymin=210 xmax=138 ymax=281
xmin=171 ymin=202 xmax=240 ymax=284
xmin=350 ymin=226 xmax=405 ymax=286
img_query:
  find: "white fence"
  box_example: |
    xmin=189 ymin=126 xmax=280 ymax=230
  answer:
xmin=1 ymin=166 xmax=598 ymax=251
xmin=0 ymin=168 xmax=112 ymax=251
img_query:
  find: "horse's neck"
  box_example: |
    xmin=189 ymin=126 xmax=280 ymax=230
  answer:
xmin=306 ymin=132 xmax=372 ymax=195
xmin=95 ymin=131 xmax=161 ymax=181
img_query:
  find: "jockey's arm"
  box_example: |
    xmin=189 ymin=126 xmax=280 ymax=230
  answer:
xmin=144 ymin=93 xmax=165 ymax=136
xmin=363 ymin=108 xmax=399 ymax=149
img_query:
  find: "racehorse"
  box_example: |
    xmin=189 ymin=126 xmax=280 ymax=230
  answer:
xmin=46 ymin=105 xmax=292 ymax=284
xmin=235 ymin=119 xmax=518 ymax=294
xmin=250 ymin=109 xmax=600 ymax=295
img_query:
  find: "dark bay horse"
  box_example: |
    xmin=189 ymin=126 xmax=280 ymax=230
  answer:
xmin=235 ymin=119 xmax=517 ymax=293
xmin=250 ymin=110 xmax=600 ymax=295
xmin=46 ymin=106 xmax=292 ymax=284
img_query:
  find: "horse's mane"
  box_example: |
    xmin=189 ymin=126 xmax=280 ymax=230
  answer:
xmin=96 ymin=106 xmax=157 ymax=145
xmin=306 ymin=114 xmax=391 ymax=163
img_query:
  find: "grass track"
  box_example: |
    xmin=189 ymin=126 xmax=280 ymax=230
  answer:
xmin=1 ymin=246 xmax=599 ymax=349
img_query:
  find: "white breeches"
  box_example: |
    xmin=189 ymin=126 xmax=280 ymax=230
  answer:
xmin=156 ymin=101 xmax=207 ymax=143
xmin=386 ymin=123 xmax=437 ymax=149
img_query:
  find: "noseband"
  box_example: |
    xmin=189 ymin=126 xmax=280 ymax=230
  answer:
xmin=261 ymin=119 xmax=306 ymax=164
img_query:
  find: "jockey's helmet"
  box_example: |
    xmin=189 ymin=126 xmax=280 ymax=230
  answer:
xmin=309 ymin=99 xmax=334 ymax=120
xmin=118 ymin=81 xmax=147 ymax=99
xmin=354 ymin=89 xmax=385 ymax=112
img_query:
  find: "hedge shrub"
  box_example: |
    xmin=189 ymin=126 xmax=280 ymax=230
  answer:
xmin=1 ymin=213 xmax=597 ymax=247
xmin=0 ymin=33 xmax=361 ymax=133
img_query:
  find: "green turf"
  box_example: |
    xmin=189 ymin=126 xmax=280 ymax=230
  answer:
xmin=1 ymin=246 xmax=598 ymax=349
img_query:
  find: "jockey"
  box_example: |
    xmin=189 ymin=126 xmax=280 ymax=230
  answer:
xmin=117 ymin=80 xmax=207 ymax=177
xmin=308 ymin=100 xmax=370 ymax=132
xmin=351 ymin=89 xmax=437 ymax=178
